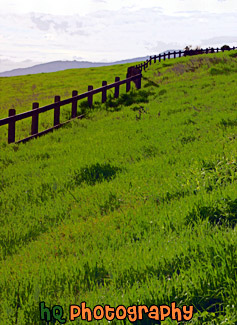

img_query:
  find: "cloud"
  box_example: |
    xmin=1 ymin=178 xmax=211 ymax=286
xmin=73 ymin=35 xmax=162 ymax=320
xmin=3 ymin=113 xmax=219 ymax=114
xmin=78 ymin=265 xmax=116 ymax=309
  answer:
xmin=0 ymin=6 xmax=236 ymax=66
xmin=31 ymin=13 xmax=70 ymax=32
xmin=29 ymin=13 xmax=90 ymax=36
xmin=201 ymin=35 xmax=237 ymax=46
xmin=145 ymin=41 xmax=183 ymax=53
xmin=31 ymin=14 xmax=52 ymax=31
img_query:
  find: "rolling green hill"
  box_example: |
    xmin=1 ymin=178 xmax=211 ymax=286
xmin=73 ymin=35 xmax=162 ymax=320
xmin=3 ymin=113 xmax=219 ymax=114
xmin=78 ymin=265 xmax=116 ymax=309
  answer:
xmin=0 ymin=50 xmax=236 ymax=324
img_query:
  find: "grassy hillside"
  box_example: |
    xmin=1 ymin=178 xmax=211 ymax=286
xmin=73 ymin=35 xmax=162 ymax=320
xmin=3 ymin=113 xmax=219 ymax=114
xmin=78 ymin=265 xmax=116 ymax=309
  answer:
xmin=0 ymin=51 xmax=236 ymax=324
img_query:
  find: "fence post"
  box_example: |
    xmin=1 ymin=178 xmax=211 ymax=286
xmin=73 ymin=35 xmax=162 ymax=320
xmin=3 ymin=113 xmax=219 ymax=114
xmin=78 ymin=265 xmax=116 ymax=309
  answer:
xmin=102 ymin=81 xmax=107 ymax=103
xmin=154 ymin=55 xmax=156 ymax=63
xmin=206 ymin=48 xmax=208 ymax=54
xmin=216 ymin=47 xmax=219 ymax=53
xmin=135 ymin=74 xmax=141 ymax=90
xmin=54 ymin=96 xmax=60 ymax=126
xmin=31 ymin=102 xmax=39 ymax=135
xmin=174 ymin=51 xmax=176 ymax=58
xmin=71 ymin=90 xmax=78 ymax=118
xmin=149 ymin=56 xmax=152 ymax=65
xmin=114 ymin=77 xmax=120 ymax=98
xmin=168 ymin=52 xmax=170 ymax=59
xmin=88 ymin=85 xmax=93 ymax=108
xmin=8 ymin=109 xmax=16 ymax=144
xmin=126 ymin=78 xmax=130 ymax=92
xmin=179 ymin=50 xmax=181 ymax=57
xmin=164 ymin=53 xmax=166 ymax=60
xmin=159 ymin=54 xmax=161 ymax=62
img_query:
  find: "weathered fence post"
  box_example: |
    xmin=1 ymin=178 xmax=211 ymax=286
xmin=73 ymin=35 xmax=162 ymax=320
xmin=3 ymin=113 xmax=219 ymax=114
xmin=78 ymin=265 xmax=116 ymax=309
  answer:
xmin=31 ymin=102 xmax=39 ymax=135
xmin=114 ymin=77 xmax=120 ymax=98
xmin=126 ymin=79 xmax=130 ymax=92
xmin=168 ymin=52 xmax=170 ymax=59
xmin=88 ymin=85 xmax=93 ymax=108
xmin=8 ymin=109 xmax=16 ymax=144
xmin=154 ymin=55 xmax=156 ymax=63
xmin=135 ymin=73 xmax=141 ymax=90
xmin=159 ymin=54 xmax=161 ymax=62
xmin=54 ymin=95 xmax=60 ymax=126
xmin=206 ymin=48 xmax=208 ymax=54
xmin=179 ymin=50 xmax=181 ymax=57
xmin=174 ymin=51 xmax=176 ymax=58
xmin=102 ymin=81 xmax=107 ymax=103
xmin=71 ymin=90 xmax=78 ymax=118
xmin=149 ymin=56 xmax=152 ymax=65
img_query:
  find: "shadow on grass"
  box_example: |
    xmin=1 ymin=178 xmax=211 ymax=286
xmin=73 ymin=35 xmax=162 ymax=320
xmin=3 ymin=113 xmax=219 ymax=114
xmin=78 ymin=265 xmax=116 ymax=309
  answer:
xmin=71 ymin=163 xmax=123 ymax=187
xmin=142 ymin=76 xmax=160 ymax=88
xmin=104 ymin=89 xmax=154 ymax=112
xmin=77 ymin=89 xmax=155 ymax=113
xmin=218 ymin=118 xmax=237 ymax=129
xmin=186 ymin=197 xmax=237 ymax=228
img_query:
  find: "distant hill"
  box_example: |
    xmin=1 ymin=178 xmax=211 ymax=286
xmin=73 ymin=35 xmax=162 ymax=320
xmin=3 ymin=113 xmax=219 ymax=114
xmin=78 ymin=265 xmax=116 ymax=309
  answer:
xmin=0 ymin=57 xmax=151 ymax=77
xmin=0 ymin=50 xmax=183 ymax=77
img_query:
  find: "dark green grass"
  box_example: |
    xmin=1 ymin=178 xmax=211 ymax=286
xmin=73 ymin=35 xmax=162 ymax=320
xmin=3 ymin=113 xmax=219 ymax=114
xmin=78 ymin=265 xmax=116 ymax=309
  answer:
xmin=0 ymin=50 xmax=236 ymax=324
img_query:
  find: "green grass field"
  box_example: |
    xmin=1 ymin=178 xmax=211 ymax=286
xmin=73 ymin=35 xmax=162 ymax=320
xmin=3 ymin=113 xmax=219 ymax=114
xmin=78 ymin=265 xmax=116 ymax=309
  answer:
xmin=0 ymin=50 xmax=236 ymax=324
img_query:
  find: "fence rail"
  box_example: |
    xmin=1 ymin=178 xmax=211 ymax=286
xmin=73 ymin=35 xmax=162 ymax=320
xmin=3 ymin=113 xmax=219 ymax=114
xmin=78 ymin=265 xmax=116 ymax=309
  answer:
xmin=0 ymin=74 xmax=142 ymax=144
xmin=135 ymin=46 xmax=236 ymax=71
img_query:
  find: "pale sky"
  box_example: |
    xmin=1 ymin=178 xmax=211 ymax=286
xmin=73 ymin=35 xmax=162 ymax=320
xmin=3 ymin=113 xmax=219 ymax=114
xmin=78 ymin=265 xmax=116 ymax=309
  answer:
xmin=0 ymin=0 xmax=236 ymax=72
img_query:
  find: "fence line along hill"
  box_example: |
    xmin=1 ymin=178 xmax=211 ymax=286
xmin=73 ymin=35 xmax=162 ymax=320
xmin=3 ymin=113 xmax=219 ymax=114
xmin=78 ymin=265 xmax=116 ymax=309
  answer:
xmin=0 ymin=46 xmax=236 ymax=145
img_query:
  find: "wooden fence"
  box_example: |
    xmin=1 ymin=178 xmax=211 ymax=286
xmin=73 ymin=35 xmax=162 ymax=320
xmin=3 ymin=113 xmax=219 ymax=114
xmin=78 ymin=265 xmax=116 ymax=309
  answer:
xmin=135 ymin=46 xmax=236 ymax=71
xmin=0 ymin=45 xmax=236 ymax=144
xmin=0 ymin=74 xmax=141 ymax=144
